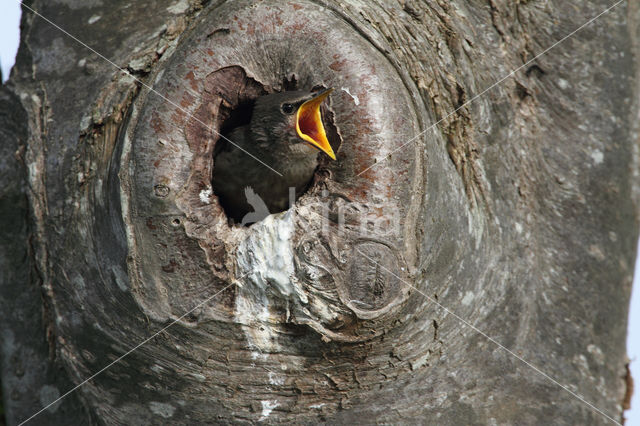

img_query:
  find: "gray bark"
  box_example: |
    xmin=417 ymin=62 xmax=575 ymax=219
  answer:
xmin=1 ymin=0 xmax=638 ymax=424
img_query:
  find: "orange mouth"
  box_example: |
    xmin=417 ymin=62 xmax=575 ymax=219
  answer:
xmin=296 ymin=88 xmax=336 ymax=160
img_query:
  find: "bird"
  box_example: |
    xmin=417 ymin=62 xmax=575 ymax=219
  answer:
xmin=213 ymin=88 xmax=336 ymax=223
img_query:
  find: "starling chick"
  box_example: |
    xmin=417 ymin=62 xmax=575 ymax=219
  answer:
xmin=213 ymin=88 xmax=335 ymax=223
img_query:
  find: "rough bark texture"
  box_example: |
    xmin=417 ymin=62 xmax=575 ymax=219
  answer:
xmin=1 ymin=0 xmax=638 ymax=424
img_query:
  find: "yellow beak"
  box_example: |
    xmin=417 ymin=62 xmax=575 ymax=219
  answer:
xmin=295 ymin=88 xmax=336 ymax=160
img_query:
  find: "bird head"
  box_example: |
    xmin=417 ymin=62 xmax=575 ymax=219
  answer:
xmin=250 ymin=88 xmax=336 ymax=160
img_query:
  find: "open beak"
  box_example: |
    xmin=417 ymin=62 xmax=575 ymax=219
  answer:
xmin=296 ymin=88 xmax=336 ymax=160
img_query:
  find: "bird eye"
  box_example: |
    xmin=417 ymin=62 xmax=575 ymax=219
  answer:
xmin=281 ymin=103 xmax=295 ymax=114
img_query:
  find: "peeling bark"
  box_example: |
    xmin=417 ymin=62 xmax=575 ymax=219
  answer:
xmin=1 ymin=0 xmax=638 ymax=424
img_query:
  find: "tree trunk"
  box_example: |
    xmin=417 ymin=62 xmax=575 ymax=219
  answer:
xmin=1 ymin=0 xmax=638 ymax=424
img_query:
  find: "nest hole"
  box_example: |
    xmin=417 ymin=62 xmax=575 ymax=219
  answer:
xmin=208 ymin=68 xmax=340 ymax=226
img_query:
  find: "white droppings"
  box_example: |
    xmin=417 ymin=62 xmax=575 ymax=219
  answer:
xmin=590 ymin=149 xmax=604 ymax=165
xmin=236 ymin=292 xmax=278 ymax=356
xmin=236 ymin=211 xmax=302 ymax=300
xmin=514 ymin=222 xmax=523 ymax=234
xmin=77 ymin=58 xmax=86 ymax=67
xmin=39 ymin=385 xmax=62 ymax=413
xmin=232 ymin=207 xmax=342 ymax=353
xmin=461 ymin=291 xmax=474 ymax=306
xmin=167 ymin=0 xmax=189 ymax=14
xmin=260 ymin=400 xmax=279 ymax=420
xmin=87 ymin=15 xmax=101 ymax=24
xmin=268 ymin=371 xmax=285 ymax=386
xmin=199 ymin=188 xmax=212 ymax=204
xmin=341 ymin=87 xmax=360 ymax=105
xmin=149 ymin=401 xmax=175 ymax=418
xmin=309 ymin=403 xmax=325 ymax=409
xmin=233 ymin=211 xmax=311 ymax=358
xmin=557 ymin=78 xmax=569 ymax=90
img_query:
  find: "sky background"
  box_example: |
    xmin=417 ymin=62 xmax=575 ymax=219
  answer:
xmin=0 ymin=2 xmax=639 ymax=424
